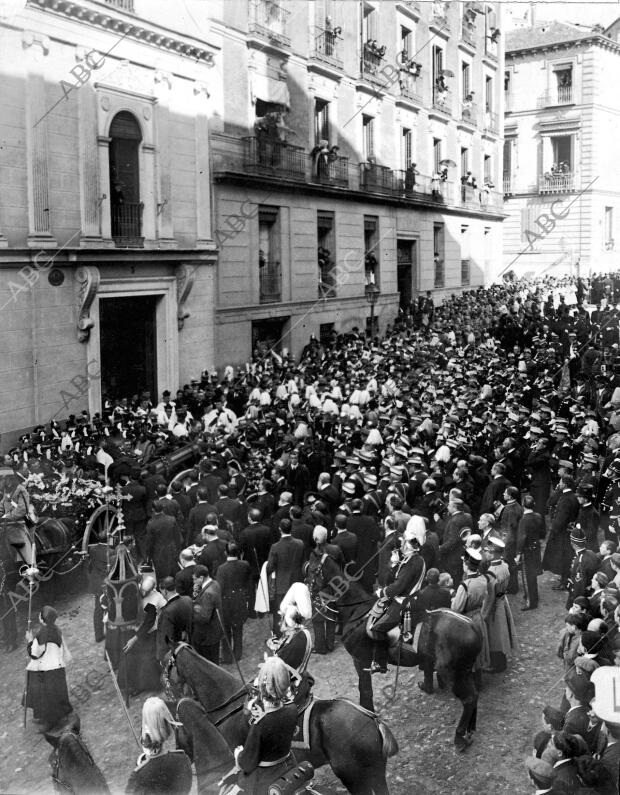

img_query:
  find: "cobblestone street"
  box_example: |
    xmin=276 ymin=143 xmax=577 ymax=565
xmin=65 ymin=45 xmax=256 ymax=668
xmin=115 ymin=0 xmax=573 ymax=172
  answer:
xmin=0 ymin=568 xmax=567 ymax=795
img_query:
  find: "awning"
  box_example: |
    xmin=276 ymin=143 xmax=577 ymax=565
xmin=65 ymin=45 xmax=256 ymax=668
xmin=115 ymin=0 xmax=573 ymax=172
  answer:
xmin=250 ymin=72 xmax=290 ymax=107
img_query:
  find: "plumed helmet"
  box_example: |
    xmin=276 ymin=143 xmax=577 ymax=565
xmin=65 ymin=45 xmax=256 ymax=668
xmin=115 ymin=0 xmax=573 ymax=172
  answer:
xmin=403 ymin=515 xmax=426 ymax=547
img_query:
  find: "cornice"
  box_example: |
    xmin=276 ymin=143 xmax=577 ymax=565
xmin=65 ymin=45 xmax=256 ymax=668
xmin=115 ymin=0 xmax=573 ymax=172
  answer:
xmin=506 ymin=34 xmax=620 ymax=60
xmin=26 ymin=0 xmax=218 ymax=64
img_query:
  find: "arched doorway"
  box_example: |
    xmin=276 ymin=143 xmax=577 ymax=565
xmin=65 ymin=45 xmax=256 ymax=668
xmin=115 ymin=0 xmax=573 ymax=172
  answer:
xmin=109 ymin=111 xmax=144 ymax=247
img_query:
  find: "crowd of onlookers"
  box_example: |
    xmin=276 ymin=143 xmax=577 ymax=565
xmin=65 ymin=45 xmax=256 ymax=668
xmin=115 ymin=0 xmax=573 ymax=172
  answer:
xmin=5 ymin=273 xmax=620 ymax=790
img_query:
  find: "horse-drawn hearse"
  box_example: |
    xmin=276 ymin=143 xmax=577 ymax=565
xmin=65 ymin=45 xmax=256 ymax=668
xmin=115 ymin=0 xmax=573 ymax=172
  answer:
xmin=0 ymin=441 xmax=203 ymax=583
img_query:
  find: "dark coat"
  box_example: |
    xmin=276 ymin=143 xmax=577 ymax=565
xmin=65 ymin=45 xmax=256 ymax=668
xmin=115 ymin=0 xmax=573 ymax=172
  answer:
xmin=187 ymin=502 xmax=217 ymax=538
xmin=480 ymin=476 xmax=512 ymax=515
xmin=332 ymin=530 xmax=358 ymax=566
xmin=238 ymin=522 xmax=272 ymax=576
xmin=216 ymin=559 xmax=252 ymax=626
xmin=526 ymin=448 xmax=552 ymax=514
xmin=267 ymin=535 xmax=305 ymax=595
xmin=346 ymin=513 xmax=381 ymax=585
xmin=192 ymin=579 xmax=223 ymax=648
xmin=438 ymin=511 xmax=472 ymax=582
xmin=197 ymin=538 xmax=227 ymax=578
xmin=543 ymin=489 xmax=580 ymax=577
xmin=156 ymin=593 xmax=193 ymax=661
xmin=418 ymin=582 xmax=451 ymax=611
xmin=123 ymin=481 xmax=147 ymax=522
xmin=145 ymin=514 xmax=182 ymax=579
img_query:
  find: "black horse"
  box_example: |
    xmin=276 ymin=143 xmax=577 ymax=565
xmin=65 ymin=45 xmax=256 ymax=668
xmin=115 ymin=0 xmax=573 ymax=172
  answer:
xmin=333 ymin=578 xmax=482 ymax=750
xmin=45 ymin=719 xmax=110 ymax=795
xmin=44 ymin=716 xmax=193 ymax=795
xmin=165 ymin=642 xmax=398 ymax=794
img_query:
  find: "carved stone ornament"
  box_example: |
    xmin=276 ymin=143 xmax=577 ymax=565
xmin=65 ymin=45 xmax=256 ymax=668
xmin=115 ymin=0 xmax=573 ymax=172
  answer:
xmin=75 ymin=265 xmax=101 ymax=343
xmin=175 ymin=263 xmax=196 ymax=330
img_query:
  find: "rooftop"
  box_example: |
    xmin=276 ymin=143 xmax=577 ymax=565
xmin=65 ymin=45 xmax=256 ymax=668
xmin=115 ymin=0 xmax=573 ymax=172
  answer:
xmin=505 ymin=20 xmax=599 ymax=52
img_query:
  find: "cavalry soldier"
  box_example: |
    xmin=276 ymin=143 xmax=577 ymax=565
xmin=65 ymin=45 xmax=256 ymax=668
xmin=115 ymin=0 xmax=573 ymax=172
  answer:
xmin=367 ymin=517 xmax=427 ymax=674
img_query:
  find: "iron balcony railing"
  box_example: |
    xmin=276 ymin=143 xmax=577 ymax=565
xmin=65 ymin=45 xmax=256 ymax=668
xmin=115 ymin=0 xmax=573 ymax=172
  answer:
xmin=362 ymin=45 xmax=385 ymax=80
xmin=399 ymin=74 xmax=423 ymax=103
xmin=461 ymin=99 xmax=478 ymax=125
xmin=243 ymin=136 xmax=306 ymax=178
xmin=249 ymin=0 xmax=290 ymax=45
xmin=104 ymin=0 xmax=134 ymax=10
xmin=538 ymin=86 xmax=573 ymax=107
xmin=484 ymin=110 xmax=499 ymax=134
xmin=111 ymin=202 xmax=143 ymax=247
xmin=539 ymin=172 xmax=576 ymax=193
xmin=259 ymin=260 xmax=281 ymax=303
xmin=432 ymin=87 xmax=452 ymax=114
xmin=360 ymin=163 xmax=396 ymax=195
xmin=313 ymin=28 xmax=343 ymax=68
xmin=310 ymin=154 xmax=349 ymax=187
xmin=503 ymin=176 xmax=512 ymax=195
xmin=430 ymin=178 xmax=454 ymax=203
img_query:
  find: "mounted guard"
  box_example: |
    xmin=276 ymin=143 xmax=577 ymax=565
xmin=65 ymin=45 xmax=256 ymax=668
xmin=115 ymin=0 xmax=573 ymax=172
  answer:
xmin=366 ymin=516 xmax=427 ymax=673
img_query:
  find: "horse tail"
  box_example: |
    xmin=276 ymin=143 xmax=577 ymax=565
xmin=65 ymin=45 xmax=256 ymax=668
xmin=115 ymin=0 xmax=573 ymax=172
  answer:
xmin=377 ymin=718 xmax=399 ymax=760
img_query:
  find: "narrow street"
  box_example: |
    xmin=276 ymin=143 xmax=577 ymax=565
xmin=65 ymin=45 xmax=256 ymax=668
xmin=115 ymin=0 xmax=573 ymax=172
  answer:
xmin=0 ymin=567 xmax=567 ymax=795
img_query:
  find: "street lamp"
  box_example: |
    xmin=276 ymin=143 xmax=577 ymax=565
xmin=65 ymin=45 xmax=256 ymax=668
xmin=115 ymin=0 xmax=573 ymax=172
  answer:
xmin=365 ymin=283 xmax=380 ymax=338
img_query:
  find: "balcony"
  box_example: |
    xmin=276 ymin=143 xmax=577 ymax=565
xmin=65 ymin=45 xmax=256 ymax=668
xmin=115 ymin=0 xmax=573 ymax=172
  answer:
xmin=431 ymin=178 xmax=455 ymax=203
xmin=461 ymin=100 xmax=478 ymax=125
xmin=537 ymin=85 xmax=573 ymax=107
xmin=259 ymin=260 xmax=281 ymax=303
xmin=312 ymin=28 xmax=343 ymax=69
xmin=361 ymin=42 xmax=386 ymax=82
xmin=539 ymin=172 xmax=577 ymax=193
xmin=503 ymin=176 xmax=513 ymax=196
xmin=104 ymin=0 xmax=134 ymax=10
xmin=248 ymin=0 xmax=290 ymax=47
xmin=360 ymin=163 xmax=396 ymax=195
xmin=460 ymin=184 xmax=503 ymax=210
xmin=311 ymin=153 xmax=350 ymax=187
xmin=432 ymin=87 xmax=452 ymax=115
xmin=111 ymin=202 xmax=143 ymax=247
xmin=243 ymin=136 xmax=306 ymax=179
xmin=483 ymin=110 xmax=499 ymax=135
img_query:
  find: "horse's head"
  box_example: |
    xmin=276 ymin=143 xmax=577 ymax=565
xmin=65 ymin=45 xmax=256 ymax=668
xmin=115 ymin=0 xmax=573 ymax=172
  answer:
xmin=163 ymin=641 xmax=192 ymax=700
xmin=46 ymin=719 xmax=109 ymax=795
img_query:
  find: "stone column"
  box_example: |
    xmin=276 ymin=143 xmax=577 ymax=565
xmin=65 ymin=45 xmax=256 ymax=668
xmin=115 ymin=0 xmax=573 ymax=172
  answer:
xmin=141 ymin=142 xmax=157 ymax=246
xmin=77 ymin=76 xmax=109 ymax=246
xmin=97 ymin=134 xmax=113 ymax=244
xmin=154 ymin=69 xmax=176 ymax=248
xmin=23 ymin=31 xmax=56 ymax=248
xmin=194 ymin=82 xmax=212 ymax=246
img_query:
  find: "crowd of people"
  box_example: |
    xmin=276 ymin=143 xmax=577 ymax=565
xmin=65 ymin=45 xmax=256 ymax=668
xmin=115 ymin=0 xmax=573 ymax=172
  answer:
xmin=5 ymin=272 xmax=620 ymax=792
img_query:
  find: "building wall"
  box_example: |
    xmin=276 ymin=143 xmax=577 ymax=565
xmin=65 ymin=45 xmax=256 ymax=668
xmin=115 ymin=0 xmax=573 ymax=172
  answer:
xmin=503 ymin=35 xmax=620 ymax=277
xmin=210 ymin=0 xmax=505 ymax=366
xmin=0 ymin=1 xmax=219 ymax=447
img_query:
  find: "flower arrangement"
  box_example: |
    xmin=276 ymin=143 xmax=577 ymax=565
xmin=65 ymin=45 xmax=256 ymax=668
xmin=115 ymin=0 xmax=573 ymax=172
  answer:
xmin=25 ymin=476 xmax=129 ymax=530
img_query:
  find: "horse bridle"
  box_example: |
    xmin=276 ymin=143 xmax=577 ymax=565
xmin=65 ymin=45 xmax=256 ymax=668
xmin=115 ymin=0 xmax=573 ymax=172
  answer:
xmin=50 ymin=735 xmax=97 ymax=794
xmin=164 ymin=642 xmax=250 ymax=724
